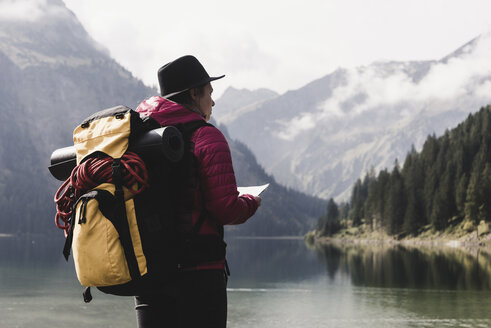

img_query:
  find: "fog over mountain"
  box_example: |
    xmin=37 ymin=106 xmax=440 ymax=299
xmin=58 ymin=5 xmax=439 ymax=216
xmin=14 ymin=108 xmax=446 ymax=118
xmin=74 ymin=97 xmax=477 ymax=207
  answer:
xmin=0 ymin=0 xmax=323 ymax=236
xmin=213 ymin=33 xmax=491 ymax=200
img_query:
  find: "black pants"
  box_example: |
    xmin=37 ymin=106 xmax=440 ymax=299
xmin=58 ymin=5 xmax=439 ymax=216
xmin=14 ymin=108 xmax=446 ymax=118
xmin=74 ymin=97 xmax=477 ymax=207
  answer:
xmin=135 ymin=270 xmax=228 ymax=328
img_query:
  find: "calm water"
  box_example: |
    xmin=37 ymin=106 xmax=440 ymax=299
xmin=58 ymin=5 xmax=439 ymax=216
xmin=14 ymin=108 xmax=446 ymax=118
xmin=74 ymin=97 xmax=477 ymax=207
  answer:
xmin=1 ymin=235 xmax=491 ymax=327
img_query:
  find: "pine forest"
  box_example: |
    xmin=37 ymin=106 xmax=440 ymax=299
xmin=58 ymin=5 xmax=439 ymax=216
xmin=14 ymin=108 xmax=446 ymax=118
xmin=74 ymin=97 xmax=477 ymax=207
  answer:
xmin=316 ymin=105 xmax=491 ymax=238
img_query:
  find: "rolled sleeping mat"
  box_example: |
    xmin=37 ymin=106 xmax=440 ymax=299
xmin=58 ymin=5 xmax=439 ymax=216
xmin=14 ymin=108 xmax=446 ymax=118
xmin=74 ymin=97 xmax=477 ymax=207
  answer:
xmin=130 ymin=126 xmax=183 ymax=162
xmin=48 ymin=146 xmax=78 ymax=182
xmin=48 ymin=126 xmax=184 ymax=181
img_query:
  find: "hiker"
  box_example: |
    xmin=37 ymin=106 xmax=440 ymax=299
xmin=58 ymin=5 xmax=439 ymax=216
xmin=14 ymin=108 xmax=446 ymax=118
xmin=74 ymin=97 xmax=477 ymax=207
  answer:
xmin=133 ymin=55 xmax=262 ymax=328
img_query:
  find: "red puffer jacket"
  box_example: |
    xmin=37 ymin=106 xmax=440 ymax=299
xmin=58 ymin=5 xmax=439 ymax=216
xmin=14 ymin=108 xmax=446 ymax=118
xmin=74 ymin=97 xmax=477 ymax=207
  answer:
xmin=136 ymin=96 xmax=259 ymax=270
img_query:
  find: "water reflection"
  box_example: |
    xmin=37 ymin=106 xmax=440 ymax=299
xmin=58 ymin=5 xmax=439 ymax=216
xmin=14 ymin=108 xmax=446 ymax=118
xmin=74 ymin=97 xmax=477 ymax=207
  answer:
xmin=226 ymin=237 xmax=324 ymax=287
xmin=0 ymin=234 xmax=65 ymax=265
xmin=1 ymin=236 xmax=491 ymax=327
xmin=313 ymin=242 xmax=491 ymax=290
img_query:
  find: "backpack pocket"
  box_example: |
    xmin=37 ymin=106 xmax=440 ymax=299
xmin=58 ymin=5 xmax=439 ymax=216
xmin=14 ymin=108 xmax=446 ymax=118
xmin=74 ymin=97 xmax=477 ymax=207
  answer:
xmin=72 ymin=183 xmax=147 ymax=287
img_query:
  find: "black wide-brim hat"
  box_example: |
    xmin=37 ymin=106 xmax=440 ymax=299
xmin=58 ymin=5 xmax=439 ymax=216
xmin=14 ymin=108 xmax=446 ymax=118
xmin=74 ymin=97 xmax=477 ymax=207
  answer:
xmin=158 ymin=55 xmax=225 ymax=98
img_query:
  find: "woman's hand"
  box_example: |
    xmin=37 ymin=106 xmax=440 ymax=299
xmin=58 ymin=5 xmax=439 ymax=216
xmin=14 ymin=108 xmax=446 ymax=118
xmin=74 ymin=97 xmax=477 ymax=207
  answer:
xmin=254 ymin=196 xmax=262 ymax=207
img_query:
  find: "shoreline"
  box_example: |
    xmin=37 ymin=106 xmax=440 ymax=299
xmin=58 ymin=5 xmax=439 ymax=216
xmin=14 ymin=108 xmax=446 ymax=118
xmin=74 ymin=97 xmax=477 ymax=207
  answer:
xmin=305 ymin=229 xmax=491 ymax=252
xmin=230 ymin=236 xmax=304 ymax=240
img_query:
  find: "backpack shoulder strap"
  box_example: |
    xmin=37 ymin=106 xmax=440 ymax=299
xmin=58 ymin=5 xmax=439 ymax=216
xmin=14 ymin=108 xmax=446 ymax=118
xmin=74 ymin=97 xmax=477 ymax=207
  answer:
xmin=178 ymin=120 xmax=214 ymax=141
xmin=177 ymin=120 xmax=214 ymax=236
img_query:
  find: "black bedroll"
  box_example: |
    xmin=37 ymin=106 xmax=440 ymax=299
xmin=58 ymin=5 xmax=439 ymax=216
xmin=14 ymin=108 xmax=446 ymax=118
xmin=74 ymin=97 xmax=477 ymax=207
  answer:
xmin=49 ymin=125 xmax=184 ymax=181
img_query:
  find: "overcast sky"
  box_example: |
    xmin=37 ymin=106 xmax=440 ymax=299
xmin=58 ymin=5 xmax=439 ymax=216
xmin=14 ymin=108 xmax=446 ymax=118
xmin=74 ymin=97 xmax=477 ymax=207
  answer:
xmin=62 ymin=0 xmax=491 ymax=97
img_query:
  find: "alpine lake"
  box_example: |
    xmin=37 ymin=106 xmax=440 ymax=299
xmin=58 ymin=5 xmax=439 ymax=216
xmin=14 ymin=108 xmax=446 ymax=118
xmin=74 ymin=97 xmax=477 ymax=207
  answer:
xmin=1 ymin=233 xmax=491 ymax=328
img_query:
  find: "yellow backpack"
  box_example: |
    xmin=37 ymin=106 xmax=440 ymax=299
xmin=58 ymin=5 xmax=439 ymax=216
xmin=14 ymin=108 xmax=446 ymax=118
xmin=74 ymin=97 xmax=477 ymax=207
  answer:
xmin=56 ymin=106 xmax=185 ymax=302
xmin=52 ymin=105 xmax=221 ymax=302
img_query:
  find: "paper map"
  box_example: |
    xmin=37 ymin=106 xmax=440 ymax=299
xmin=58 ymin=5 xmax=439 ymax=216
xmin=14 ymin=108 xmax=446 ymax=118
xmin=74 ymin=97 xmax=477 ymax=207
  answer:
xmin=238 ymin=183 xmax=270 ymax=197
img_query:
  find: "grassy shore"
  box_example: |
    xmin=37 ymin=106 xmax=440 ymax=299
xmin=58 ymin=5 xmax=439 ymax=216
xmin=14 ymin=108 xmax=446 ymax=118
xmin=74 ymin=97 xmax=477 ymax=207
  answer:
xmin=305 ymin=220 xmax=491 ymax=250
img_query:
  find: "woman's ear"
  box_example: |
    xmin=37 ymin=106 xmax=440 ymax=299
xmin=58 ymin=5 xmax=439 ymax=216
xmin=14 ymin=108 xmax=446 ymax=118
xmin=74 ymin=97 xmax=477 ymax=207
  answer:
xmin=190 ymin=88 xmax=199 ymax=102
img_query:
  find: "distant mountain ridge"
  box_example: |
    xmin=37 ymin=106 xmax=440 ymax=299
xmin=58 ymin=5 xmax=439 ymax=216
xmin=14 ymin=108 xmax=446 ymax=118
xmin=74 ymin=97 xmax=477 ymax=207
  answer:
xmin=213 ymin=33 xmax=491 ymax=201
xmin=0 ymin=0 xmax=324 ymax=235
xmin=212 ymin=87 xmax=278 ymax=125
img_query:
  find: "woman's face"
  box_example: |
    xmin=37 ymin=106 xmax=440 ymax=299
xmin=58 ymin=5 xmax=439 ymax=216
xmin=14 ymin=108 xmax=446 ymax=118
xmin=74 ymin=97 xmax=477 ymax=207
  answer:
xmin=193 ymin=83 xmax=214 ymax=122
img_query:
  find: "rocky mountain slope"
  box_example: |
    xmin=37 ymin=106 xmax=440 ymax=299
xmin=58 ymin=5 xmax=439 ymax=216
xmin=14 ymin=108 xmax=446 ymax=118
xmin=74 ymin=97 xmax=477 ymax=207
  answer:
xmin=0 ymin=0 xmax=324 ymax=236
xmin=213 ymin=34 xmax=491 ymax=200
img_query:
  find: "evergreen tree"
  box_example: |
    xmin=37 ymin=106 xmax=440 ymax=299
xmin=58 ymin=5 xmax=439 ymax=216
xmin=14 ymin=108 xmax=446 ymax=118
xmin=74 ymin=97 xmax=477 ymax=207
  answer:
xmin=383 ymin=163 xmax=406 ymax=235
xmin=349 ymin=178 xmax=366 ymax=226
xmin=455 ymin=174 xmax=468 ymax=216
xmin=326 ymin=198 xmax=340 ymax=222
xmin=403 ymin=192 xmax=423 ymax=235
xmin=402 ymin=146 xmax=425 ymax=234
xmin=478 ymin=163 xmax=491 ymax=222
xmin=375 ymin=169 xmax=391 ymax=230
xmin=318 ymin=198 xmax=341 ymax=235
xmin=464 ymin=169 xmax=480 ymax=224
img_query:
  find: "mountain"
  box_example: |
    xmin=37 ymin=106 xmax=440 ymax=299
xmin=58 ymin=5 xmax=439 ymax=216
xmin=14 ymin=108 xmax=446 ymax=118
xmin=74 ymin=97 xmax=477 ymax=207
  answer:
xmin=213 ymin=33 xmax=491 ymax=201
xmin=0 ymin=0 xmax=324 ymax=236
xmin=0 ymin=0 xmax=154 ymax=234
xmin=211 ymin=87 xmax=278 ymax=125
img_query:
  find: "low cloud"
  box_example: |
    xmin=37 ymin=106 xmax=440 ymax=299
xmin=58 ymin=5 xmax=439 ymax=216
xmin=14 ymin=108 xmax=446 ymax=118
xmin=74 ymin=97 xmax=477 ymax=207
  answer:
xmin=0 ymin=0 xmax=46 ymax=21
xmin=0 ymin=0 xmax=67 ymax=22
xmin=277 ymin=33 xmax=491 ymax=141
xmin=276 ymin=113 xmax=316 ymax=141
xmin=475 ymin=80 xmax=491 ymax=98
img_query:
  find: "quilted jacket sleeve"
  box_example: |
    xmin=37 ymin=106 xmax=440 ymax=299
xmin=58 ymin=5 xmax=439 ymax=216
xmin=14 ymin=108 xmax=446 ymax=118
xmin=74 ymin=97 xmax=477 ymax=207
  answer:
xmin=193 ymin=125 xmax=259 ymax=225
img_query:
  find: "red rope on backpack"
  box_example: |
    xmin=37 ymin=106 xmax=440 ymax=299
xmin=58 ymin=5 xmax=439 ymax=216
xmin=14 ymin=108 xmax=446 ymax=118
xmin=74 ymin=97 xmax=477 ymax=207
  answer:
xmin=54 ymin=152 xmax=149 ymax=235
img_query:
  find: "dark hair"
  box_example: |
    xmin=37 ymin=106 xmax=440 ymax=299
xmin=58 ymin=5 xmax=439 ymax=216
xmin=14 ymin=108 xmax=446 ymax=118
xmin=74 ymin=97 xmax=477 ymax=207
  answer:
xmin=168 ymin=85 xmax=206 ymax=106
